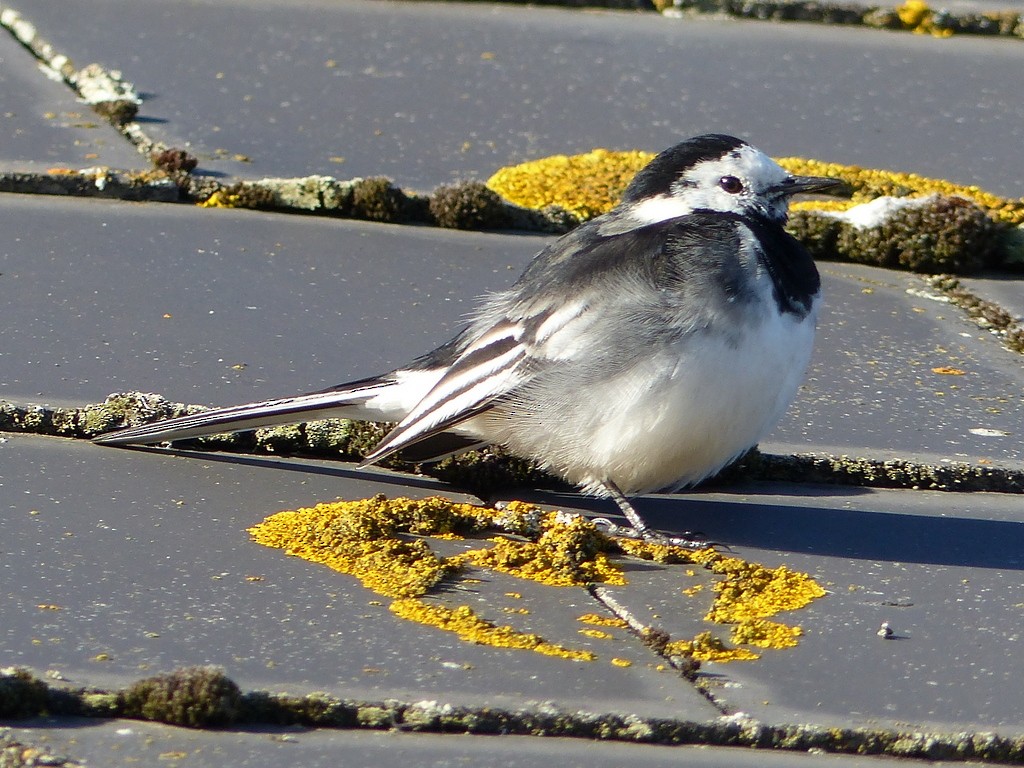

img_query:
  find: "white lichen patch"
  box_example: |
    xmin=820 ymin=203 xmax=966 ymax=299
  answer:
xmin=73 ymin=63 xmax=142 ymax=106
xmin=821 ymin=194 xmax=941 ymax=229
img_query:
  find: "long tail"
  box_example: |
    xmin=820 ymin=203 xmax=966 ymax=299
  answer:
xmin=92 ymin=377 xmax=404 ymax=446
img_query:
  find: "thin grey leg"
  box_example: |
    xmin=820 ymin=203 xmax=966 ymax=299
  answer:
xmin=602 ymin=480 xmax=657 ymax=539
xmin=598 ymin=480 xmax=710 ymax=548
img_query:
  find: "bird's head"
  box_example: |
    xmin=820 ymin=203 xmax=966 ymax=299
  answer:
xmin=620 ymin=134 xmax=845 ymax=225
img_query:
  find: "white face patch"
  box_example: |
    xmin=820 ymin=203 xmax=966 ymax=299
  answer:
xmin=670 ymin=144 xmax=793 ymax=221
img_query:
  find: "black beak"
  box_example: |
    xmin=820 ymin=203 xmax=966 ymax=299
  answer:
xmin=778 ymin=175 xmax=850 ymax=198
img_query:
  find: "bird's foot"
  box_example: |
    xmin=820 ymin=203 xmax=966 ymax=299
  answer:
xmin=590 ymin=517 xmax=712 ymax=549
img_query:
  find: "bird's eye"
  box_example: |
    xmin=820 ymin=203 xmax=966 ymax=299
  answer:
xmin=719 ymin=176 xmax=743 ymax=194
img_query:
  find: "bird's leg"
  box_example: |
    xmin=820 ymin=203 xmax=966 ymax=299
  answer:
xmin=597 ymin=481 xmax=711 ymax=549
xmin=601 ymin=480 xmax=658 ymax=540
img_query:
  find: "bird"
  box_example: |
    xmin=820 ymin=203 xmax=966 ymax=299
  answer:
xmin=94 ymin=134 xmax=844 ymax=542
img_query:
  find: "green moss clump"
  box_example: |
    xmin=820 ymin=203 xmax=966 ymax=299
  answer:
xmin=304 ymin=418 xmax=391 ymax=460
xmin=254 ymin=424 xmax=305 ymax=453
xmin=786 ymin=210 xmax=843 ymax=262
xmin=81 ymin=692 xmax=120 ymax=716
xmin=92 ymin=99 xmax=138 ymax=125
xmin=216 ymin=182 xmax=278 ymax=210
xmin=242 ymin=690 xmax=358 ymax=727
xmin=250 ymin=418 xmax=398 ymax=463
xmin=789 ymin=195 xmax=1001 ymax=274
xmin=0 ymin=402 xmax=50 ymax=434
xmin=319 ymin=419 xmax=393 ymax=461
xmin=356 ymin=704 xmax=397 ymax=728
xmin=640 ymin=626 xmax=671 ymax=654
xmin=350 ymin=177 xmax=408 ymax=223
xmin=0 ymin=668 xmax=49 ymax=718
xmin=429 ymin=181 xmax=511 ymax=230
xmin=152 ymin=148 xmax=198 ymax=174
xmin=845 ymin=196 xmax=998 ymax=273
xmin=1006 ymin=327 xmax=1024 ymax=355
xmin=118 ymin=666 xmax=241 ymax=728
xmin=429 ymin=446 xmax=557 ymax=498
xmin=862 ymin=7 xmax=903 ymax=28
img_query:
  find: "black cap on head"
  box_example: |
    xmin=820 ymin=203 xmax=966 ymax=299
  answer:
xmin=621 ymin=134 xmax=746 ymax=203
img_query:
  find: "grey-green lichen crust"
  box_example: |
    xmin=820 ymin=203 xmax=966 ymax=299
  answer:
xmin=0 ymin=392 xmax=396 ymax=462
xmin=196 ymin=175 xmax=538 ymax=230
xmin=1 ymin=729 xmax=85 ymax=768
xmin=721 ymin=449 xmax=1024 ymax=494
xmin=924 ymin=274 xmax=1024 ymax=355
xmin=665 ymin=0 xmax=1024 ymax=40
xmin=5 ymin=665 xmax=1024 ymax=762
xmin=2 ymin=393 xmax=1023 ymax=495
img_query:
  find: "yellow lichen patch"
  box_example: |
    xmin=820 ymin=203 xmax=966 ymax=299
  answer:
xmin=485 ymin=150 xmax=1024 ymax=228
xmin=248 ymin=496 xmax=614 ymax=660
xmin=249 ymin=495 xmax=826 ymax=665
xmin=577 ymin=613 xmax=629 ymax=629
xmin=486 ymin=149 xmax=654 ymax=220
xmin=789 ymin=198 xmax=857 ymax=214
xmin=610 ymin=658 xmax=633 ymax=668
xmin=578 ymin=628 xmax=614 ymax=640
xmin=247 ymin=494 xmax=542 ymax=600
xmin=248 ymin=502 xmax=461 ymax=598
xmin=665 ymin=632 xmax=761 ymax=663
xmin=390 ymin=598 xmax=595 ymax=661
xmin=618 ymin=540 xmax=824 ymax=659
xmin=893 ymin=0 xmax=954 ymax=36
xmin=730 ymin=618 xmax=803 ymax=649
xmin=198 ymin=189 xmax=238 ymax=209
xmin=457 ymin=514 xmax=625 ymax=587
xmin=615 ymin=538 xmax=710 ymax=565
xmin=702 ymin=556 xmax=827 ymax=624
xmin=897 ymin=0 xmax=930 ymax=27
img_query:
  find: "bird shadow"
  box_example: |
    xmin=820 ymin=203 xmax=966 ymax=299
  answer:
xmin=512 ymin=486 xmax=1024 ymax=572
xmin=115 ymin=445 xmax=460 ymax=495
xmin=110 ymin=446 xmax=1024 ymax=571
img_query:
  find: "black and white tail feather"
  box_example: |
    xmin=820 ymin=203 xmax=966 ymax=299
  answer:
xmin=95 ymin=134 xmax=844 ymax=543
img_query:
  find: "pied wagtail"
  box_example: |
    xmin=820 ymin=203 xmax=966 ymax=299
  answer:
xmin=95 ymin=134 xmax=844 ymax=542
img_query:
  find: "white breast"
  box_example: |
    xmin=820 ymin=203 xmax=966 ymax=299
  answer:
xmin=488 ymin=298 xmax=818 ymax=497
